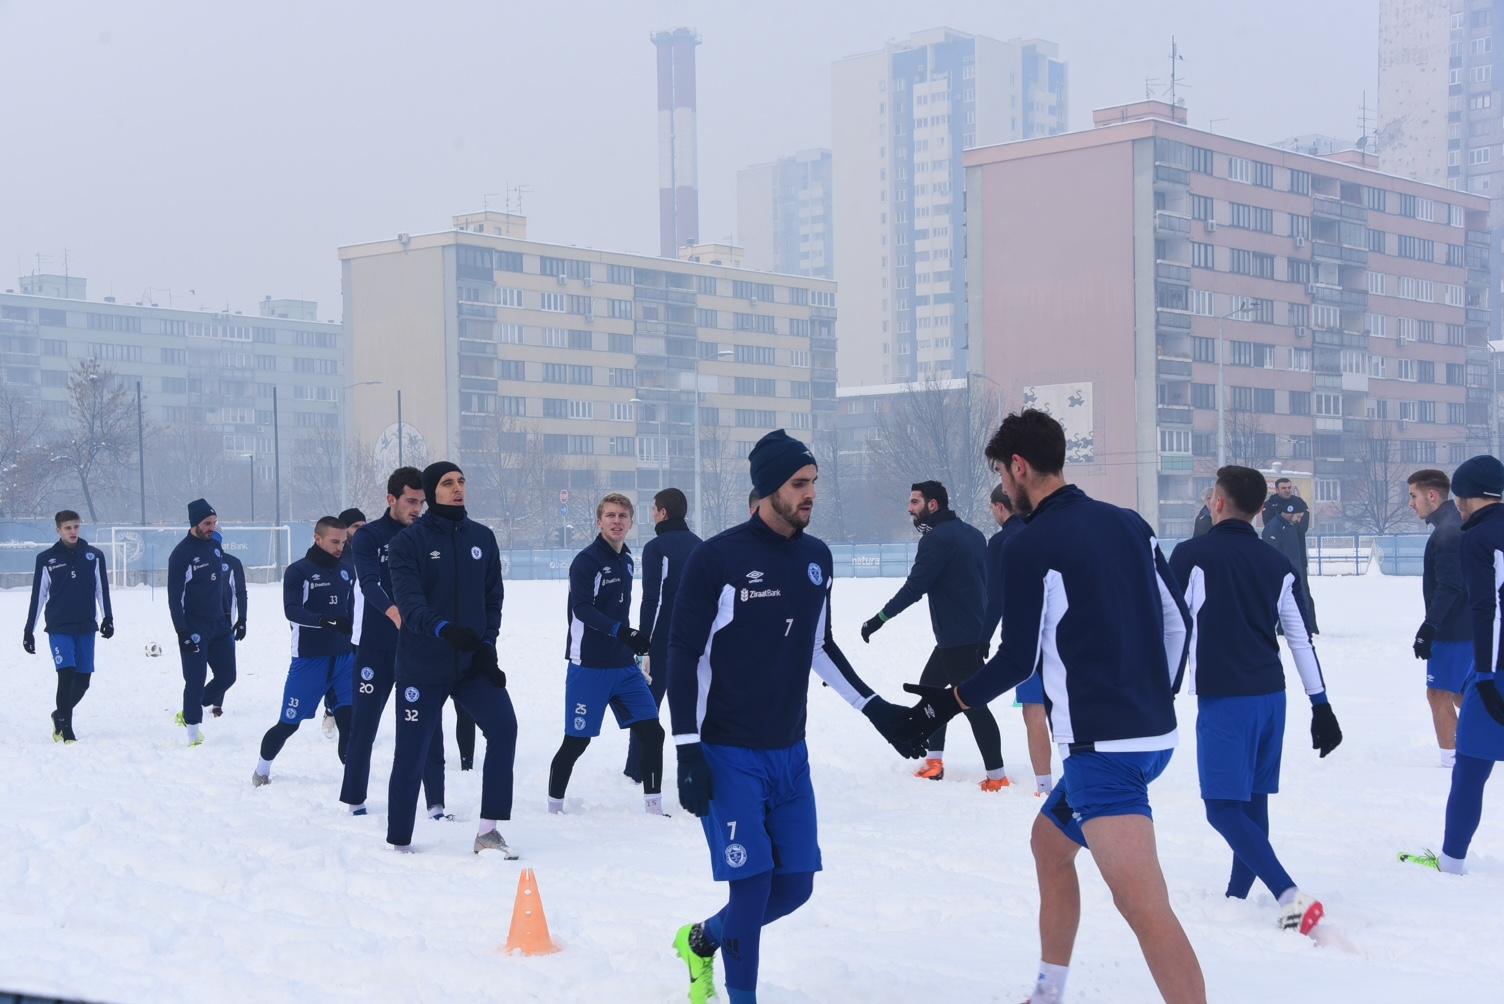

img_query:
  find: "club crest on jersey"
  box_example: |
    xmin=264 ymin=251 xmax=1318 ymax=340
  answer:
xmin=724 ymin=843 xmax=748 ymax=868
xmin=573 ymin=716 xmax=586 ymax=731
xmin=340 ymin=569 xmax=350 ymax=581
xmin=807 ymin=562 xmax=822 ymax=585
xmin=404 ymin=686 xmax=420 ymax=703
xmin=361 ymin=666 xmax=375 ymax=682
xmin=470 ymin=546 xmax=482 ymax=560
xmin=86 ymin=552 xmax=95 ymax=561
xmin=429 ymin=550 xmax=441 ymax=560
xmin=214 ymin=549 xmax=222 ymax=557
xmin=285 ymin=706 xmax=297 ymax=720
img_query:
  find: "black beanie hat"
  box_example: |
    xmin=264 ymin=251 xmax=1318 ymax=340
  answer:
xmin=748 ymin=429 xmax=816 ymax=500
xmin=421 ymin=461 xmax=462 ymax=506
xmin=338 ymin=507 xmax=367 ymax=526
xmin=187 ymin=498 xmax=216 ymax=527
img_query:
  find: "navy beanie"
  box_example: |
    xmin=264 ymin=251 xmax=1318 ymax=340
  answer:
xmin=1452 ymin=455 xmax=1504 ymax=499
xmin=748 ymin=429 xmax=816 ymax=500
xmin=421 ymin=461 xmax=462 ymax=506
xmin=187 ymin=498 xmax=215 ymax=527
xmin=338 ymin=507 xmax=367 ymax=526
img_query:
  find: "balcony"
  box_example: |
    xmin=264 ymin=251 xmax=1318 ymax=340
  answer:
xmin=1154 ymin=164 xmax=1190 ymax=186
xmin=1154 ymin=211 xmax=1192 ymax=236
xmin=1155 ymin=262 xmax=1191 ymax=284
xmin=1158 ymin=453 xmax=1194 ymax=472
xmin=1157 ymin=405 xmax=1193 ymax=425
xmin=1311 ymin=196 xmax=1367 ymax=223
xmin=1314 ymin=416 xmax=1343 ymax=432
xmin=1469 ymin=307 xmax=1491 ymax=325
xmin=1157 ymin=357 xmax=1193 ymax=379
xmin=1156 ymin=308 xmax=1192 ymax=330
xmin=1312 ymin=241 xmax=1368 ymax=266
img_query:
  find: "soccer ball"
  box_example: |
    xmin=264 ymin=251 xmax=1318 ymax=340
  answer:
xmin=144 ymin=641 xmax=162 ymax=658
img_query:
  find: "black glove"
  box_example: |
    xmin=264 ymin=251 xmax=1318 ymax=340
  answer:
xmin=676 ymin=742 xmax=713 ymax=817
xmin=901 ymin=682 xmax=964 ymax=743
xmin=233 ymin=619 xmax=247 ymax=642
xmin=1310 ymin=702 xmax=1342 ymax=758
xmin=862 ymin=697 xmax=928 ymax=759
xmin=623 ymin=627 xmax=652 ymax=657
xmin=320 ymin=617 xmax=353 ymax=636
xmin=1475 ymin=673 xmax=1504 ymax=727
xmin=178 ymin=631 xmax=200 ymax=653
xmin=470 ymin=644 xmax=507 ymax=688
xmin=860 ymin=614 xmax=885 ymax=643
xmin=439 ymin=623 xmax=484 ymax=652
xmin=1413 ymin=623 xmax=1435 ymax=661
xmin=99 ymin=617 xmax=114 ymax=640
xmin=22 ymin=633 xmax=35 ymax=655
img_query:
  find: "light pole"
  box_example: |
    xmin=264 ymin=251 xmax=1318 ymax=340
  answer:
xmin=242 ymin=452 xmax=255 ymax=524
xmin=693 ymin=348 xmax=735 ymax=532
xmin=1216 ymin=299 xmax=1253 ymax=467
xmin=340 ymin=380 xmax=383 ymax=506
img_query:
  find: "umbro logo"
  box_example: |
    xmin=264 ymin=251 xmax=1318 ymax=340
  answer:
xmin=745 ymin=570 xmax=764 ymax=583
xmin=429 ymin=550 xmax=441 ymax=560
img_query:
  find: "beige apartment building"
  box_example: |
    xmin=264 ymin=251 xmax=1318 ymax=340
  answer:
xmin=337 ymin=212 xmax=837 ymax=539
xmin=965 ymin=100 xmax=1492 ymax=535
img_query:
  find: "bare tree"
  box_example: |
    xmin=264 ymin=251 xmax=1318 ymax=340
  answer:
xmin=698 ymin=422 xmax=748 ymax=537
xmin=56 ymin=359 xmax=137 ymax=522
xmin=0 ymin=382 xmax=58 ymax=518
xmin=872 ymin=377 xmax=1001 ymax=528
xmin=1341 ymin=421 xmax=1413 ymax=534
xmin=1221 ymin=410 xmax=1273 ymax=468
xmin=148 ymin=424 xmax=232 ymax=521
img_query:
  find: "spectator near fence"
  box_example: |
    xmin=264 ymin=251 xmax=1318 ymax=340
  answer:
xmin=1261 ymin=478 xmax=1318 ymax=633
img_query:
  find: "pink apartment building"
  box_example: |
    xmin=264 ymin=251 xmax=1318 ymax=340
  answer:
xmin=964 ymin=99 xmax=1492 ymax=535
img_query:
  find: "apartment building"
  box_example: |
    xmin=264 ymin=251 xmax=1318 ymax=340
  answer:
xmin=737 ymin=148 xmax=835 ymax=279
xmin=832 ymin=27 xmax=1067 ymax=387
xmin=965 ymin=100 xmax=1491 ymax=535
xmin=337 ymin=212 xmax=837 ymax=535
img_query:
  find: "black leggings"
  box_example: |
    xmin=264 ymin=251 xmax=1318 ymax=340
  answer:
xmin=261 ymin=706 xmax=352 ymax=763
xmin=549 ymin=720 xmax=665 ymax=798
xmin=54 ymin=669 xmax=91 ymax=718
xmin=919 ymin=644 xmax=1003 ymax=771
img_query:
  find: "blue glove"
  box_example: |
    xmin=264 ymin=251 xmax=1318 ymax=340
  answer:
xmin=862 ymin=697 xmax=928 ymax=759
xmin=676 ymin=742 xmax=713 ymax=817
xmin=1475 ymin=672 xmax=1504 ymax=727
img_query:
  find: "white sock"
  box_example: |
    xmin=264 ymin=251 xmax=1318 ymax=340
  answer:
xmin=985 ymin=767 xmax=1008 ymax=781
xmin=428 ymin=804 xmax=445 ymax=819
xmin=478 ymin=818 xmax=497 ymax=836
xmin=1441 ymin=748 xmax=1456 ymax=768
xmin=1036 ymin=774 xmax=1054 ymax=795
xmin=186 ymin=724 xmax=202 ymax=742
xmin=1439 ymin=851 xmax=1467 ymax=875
xmin=1276 ymin=887 xmax=1299 ymax=907
xmin=548 ymin=797 xmax=565 ymax=815
xmin=928 ymin=751 xmax=944 ymax=760
xmin=1031 ymin=961 xmax=1069 ymax=1003
xmin=255 ymin=758 xmax=272 ymax=777
xmin=644 ymin=794 xmax=663 ymax=814
xmin=349 ymin=803 xmax=366 ymax=814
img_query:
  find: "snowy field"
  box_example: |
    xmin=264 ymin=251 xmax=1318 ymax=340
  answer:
xmin=1 ymin=571 xmax=1498 ymax=1003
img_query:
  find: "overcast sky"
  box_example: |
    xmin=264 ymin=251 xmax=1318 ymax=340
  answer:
xmin=0 ymin=0 xmax=1381 ymax=318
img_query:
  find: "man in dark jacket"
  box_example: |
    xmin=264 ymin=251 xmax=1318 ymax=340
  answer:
xmin=251 ymin=516 xmax=356 ymax=785
xmin=205 ymin=530 xmax=246 ymax=718
xmin=385 ymin=461 xmax=516 ymax=855
xmin=167 ymin=499 xmax=234 ymax=746
xmin=862 ymin=480 xmax=1005 ymax=789
xmin=340 ymin=467 xmax=447 ymax=817
xmin=1192 ymin=487 xmax=1214 ymax=538
xmin=1408 ymin=468 xmax=1472 ymax=768
xmin=625 ymin=486 xmax=701 ymax=784
xmin=23 ymin=509 xmax=114 ymax=742
xmin=1261 ymin=478 xmax=1317 ymax=631
xmin=547 ymin=492 xmax=666 ymax=814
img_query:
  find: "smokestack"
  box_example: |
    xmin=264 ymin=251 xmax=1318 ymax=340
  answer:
xmin=652 ymin=27 xmax=701 ymax=257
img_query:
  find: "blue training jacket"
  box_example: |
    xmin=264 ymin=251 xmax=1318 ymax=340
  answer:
xmin=1169 ymin=519 xmax=1327 ymax=700
xmin=24 ymin=539 xmax=112 ymax=637
xmin=956 ymin=485 xmax=1190 ymax=752
xmin=565 ymin=534 xmax=637 ymax=668
xmin=879 ymin=508 xmax=989 ymax=647
xmin=283 ymin=545 xmax=356 ymax=658
xmin=981 ymin=516 xmax=1027 ymax=650
xmin=1460 ymin=502 xmax=1504 ymax=675
xmin=351 ymin=512 xmax=404 ymax=650
xmin=1422 ymin=499 xmax=1471 ymax=642
xmin=638 ymin=518 xmax=702 ymax=667
xmin=388 ymin=508 xmax=503 ymax=685
xmin=167 ymin=532 xmax=231 ymax=641
xmin=667 ymin=513 xmax=876 ymax=750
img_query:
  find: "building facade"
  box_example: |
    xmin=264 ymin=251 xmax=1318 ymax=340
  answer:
xmin=832 ymin=27 xmax=1067 ymax=387
xmin=737 ymin=149 xmax=835 ymax=279
xmin=965 ymin=100 xmax=1491 ymax=536
xmin=338 ymin=212 xmax=837 ymax=542
xmin=0 ymin=276 xmax=343 ymax=520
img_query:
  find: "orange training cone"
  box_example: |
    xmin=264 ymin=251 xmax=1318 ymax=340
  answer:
xmin=503 ymin=867 xmax=559 ymax=956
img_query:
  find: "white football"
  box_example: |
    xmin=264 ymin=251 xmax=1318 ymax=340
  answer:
xmin=144 ymin=642 xmax=162 ymax=658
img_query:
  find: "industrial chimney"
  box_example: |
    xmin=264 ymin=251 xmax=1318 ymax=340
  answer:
xmin=652 ymin=27 xmax=701 ymax=257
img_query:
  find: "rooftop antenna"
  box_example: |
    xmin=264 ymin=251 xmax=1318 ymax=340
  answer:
xmin=1356 ymin=90 xmax=1373 ymax=151
xmin=1169 ymin=36 xmax=1185 ymax=109
xmin=481 ymin=192 xmax=503 ymax=211
xmin=508 ymin=184 xmax=532 ymax=216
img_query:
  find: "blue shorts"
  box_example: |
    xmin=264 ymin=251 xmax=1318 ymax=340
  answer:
xmin=1196 ymin=692 xmax=1285 ymax=801
xmin=47 ymin=632 xmax=96 ymax=674
xmin=279 ymin=654 xmax=354 ymax=724
xmin=1427 ymin=641 xmax=1473 ymax=695
xmin=699 ymin=742 xmax=822 ymax=881
xmin=1015 ymin=670 xmax=1045 ymax=705
xmin=1457 ymin=672 xmax=1504 ymax=761
xmin=564 ymin=663 xmax=658 ymax=738
xmin=1042 ymin=749 xmax=1173 ymax=848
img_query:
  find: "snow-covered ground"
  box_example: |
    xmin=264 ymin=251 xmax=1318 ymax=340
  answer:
xmin=0 ymin=572 xmax=1496 ymax=1003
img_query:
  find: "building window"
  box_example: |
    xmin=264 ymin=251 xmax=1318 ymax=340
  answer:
xmin=540 ymin=292 xmax=565 ymax=312
xmin=1191 ymin=336 xmax=1216 ymax=362
xmin=1288 ymin=169 xmax=1310 ymax=194
xmin=1190 ymin=289 xmax=1215 ymax=316
xmin=1314 ymin=392 xmax=1342 ymax=416
xmin=1191 ymin=383 xmax=1216 ymax=409
xmin=1289 ymin=346 xmax=1312 ymax=371
xmin=1289 ymin=391 xmax=1311 ymax=415
xmin=1191 ymin=241 xmax=1215 ymax=269
xmin=497 ymin=287 xmax=524 ymax=308
xmin=1230 ymin=385 xmax=1276 ymax=411
xmin=499 ymin=360 xmax=525 ymax=380
xmin=1229 ymin=340 xmax=1274 ymax=367
xmin=1287 ymin=258 xmax=1311 ymax=284
xmin=1191 ymin=194 xmax=1214 ymax=221
xmin=1190 ymin=146 xmax=1214 ymax=174
xmin=1228 ymin=157 xmax=1252 ymax=183
xmin=1315 ymin=478 xmax=1340 ymax=503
